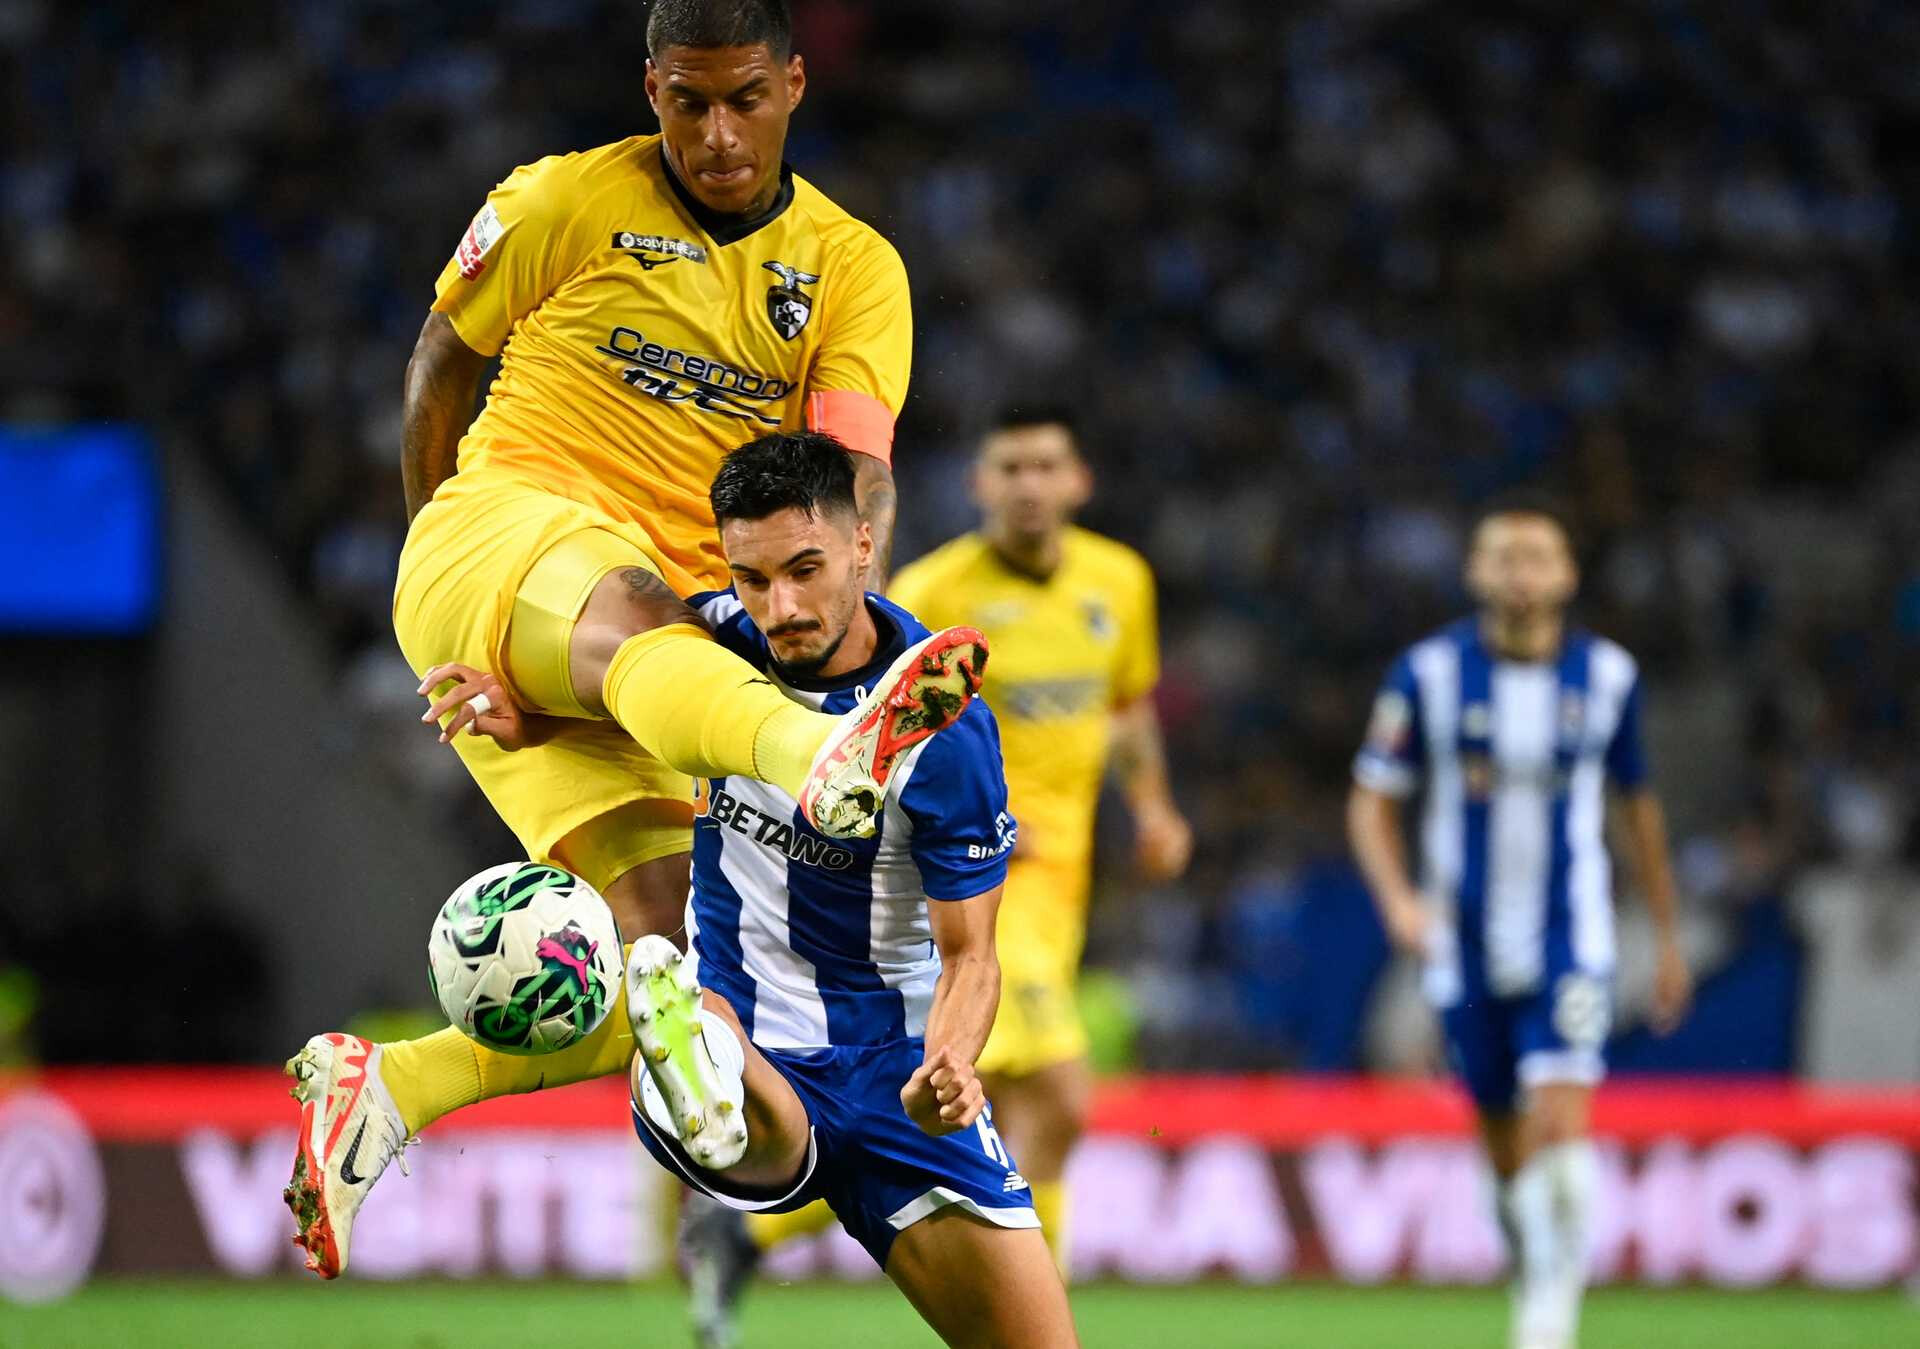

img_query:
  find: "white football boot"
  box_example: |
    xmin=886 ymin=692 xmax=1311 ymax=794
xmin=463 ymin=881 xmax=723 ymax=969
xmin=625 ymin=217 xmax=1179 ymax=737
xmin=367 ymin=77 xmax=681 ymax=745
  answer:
xmin=283 ymin=1032 xmax=412 ymax=1278
xmin=799 ymin=626 xmax=989 ymax=839
xmin=627 ymin=936 xmax=749 ymax=1170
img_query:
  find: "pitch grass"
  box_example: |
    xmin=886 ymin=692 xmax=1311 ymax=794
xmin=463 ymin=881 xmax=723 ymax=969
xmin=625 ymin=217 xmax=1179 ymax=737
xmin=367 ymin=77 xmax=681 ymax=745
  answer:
xmin=4 ymin=1279 xmax=1913 ymax=1348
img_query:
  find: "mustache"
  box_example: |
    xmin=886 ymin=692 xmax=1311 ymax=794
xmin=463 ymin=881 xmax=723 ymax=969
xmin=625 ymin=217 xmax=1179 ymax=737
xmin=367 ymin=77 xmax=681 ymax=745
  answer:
xmin=766 ymin=619 xmax=824 ymax=639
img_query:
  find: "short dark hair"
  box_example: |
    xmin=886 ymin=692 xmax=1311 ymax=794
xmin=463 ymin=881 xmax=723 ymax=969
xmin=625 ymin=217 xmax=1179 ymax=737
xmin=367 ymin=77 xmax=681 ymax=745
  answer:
xmin=1471 ymin=490 xmax=1580 ymax=554
xmin=989 ymin=402 xmax=1080 ymax=443
xmin=647 ymin=0 xmax=792 ymax=61
xmin=710 ymin=431 xmax=858 ymax=525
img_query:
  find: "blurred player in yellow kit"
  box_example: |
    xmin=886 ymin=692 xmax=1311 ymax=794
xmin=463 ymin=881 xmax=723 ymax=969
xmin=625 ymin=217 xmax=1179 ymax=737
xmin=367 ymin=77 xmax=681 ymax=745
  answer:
xmin=900 ymin=407 xmax=1193 ymax=1255
xmin=708 ymin=407 xmax=1191 ymax=1304
xmin=280 ymin=0 xmax=993 ymax=1281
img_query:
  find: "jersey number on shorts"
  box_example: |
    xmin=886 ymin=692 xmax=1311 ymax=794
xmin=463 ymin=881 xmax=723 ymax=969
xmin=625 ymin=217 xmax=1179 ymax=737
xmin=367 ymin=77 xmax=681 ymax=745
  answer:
xmin=975 ymin=1110 xmax=1013 ymax=1168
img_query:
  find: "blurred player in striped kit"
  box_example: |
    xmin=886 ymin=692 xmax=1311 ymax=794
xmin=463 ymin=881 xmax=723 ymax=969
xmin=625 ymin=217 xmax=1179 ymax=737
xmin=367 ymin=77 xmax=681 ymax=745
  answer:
xmin=1348 ymin=497 xmax=1692 ymax=1349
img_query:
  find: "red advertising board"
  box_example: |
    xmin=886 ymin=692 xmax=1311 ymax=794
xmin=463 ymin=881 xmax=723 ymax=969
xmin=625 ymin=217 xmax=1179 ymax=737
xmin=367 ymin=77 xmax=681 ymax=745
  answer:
xmin=3 ymin=1072 xmax=1916 ymax=1300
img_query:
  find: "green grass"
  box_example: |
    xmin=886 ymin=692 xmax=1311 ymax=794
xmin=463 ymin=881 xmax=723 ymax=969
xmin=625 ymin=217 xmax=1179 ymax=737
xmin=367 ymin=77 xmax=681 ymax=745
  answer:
xmin=3 ymin=1279 xmax=1913 ymax=1349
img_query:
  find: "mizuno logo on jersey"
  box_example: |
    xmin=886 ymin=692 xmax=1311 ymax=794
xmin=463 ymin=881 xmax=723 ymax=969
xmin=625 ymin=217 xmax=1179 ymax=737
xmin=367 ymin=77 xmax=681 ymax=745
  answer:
xmin=705 ymin=787 xmax=856 ymax=870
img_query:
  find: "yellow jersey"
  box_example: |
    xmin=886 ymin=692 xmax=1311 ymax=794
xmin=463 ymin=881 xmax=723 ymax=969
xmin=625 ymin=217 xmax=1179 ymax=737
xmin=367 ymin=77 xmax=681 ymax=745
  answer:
xmin=431 ymin=133 xmax=911 ymax=592
xmin=890 ymin=527 xmax=1159 ymax=866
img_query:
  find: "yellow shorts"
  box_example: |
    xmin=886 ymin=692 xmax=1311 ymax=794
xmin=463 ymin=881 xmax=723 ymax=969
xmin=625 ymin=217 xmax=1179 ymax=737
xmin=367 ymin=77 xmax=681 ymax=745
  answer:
xmin=392 ymin=468 xmax=701 ymax=891
xmin=976 ymin=855 xmax=1091 ymax=1078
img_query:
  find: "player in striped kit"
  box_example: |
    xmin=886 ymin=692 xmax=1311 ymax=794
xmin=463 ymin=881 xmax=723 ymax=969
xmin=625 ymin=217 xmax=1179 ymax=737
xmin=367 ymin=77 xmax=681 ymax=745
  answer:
xmin=436 ymin=431 xmax=1076 ymax=1346
xmin=1347 ymin=498 xmax=1692 ymax=1349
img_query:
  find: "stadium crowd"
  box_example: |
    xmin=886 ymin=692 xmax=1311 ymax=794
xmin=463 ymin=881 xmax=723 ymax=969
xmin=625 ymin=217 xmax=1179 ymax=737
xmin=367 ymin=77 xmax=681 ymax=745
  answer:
xmin=6 ymin=0 xmax=1920 ymax=1071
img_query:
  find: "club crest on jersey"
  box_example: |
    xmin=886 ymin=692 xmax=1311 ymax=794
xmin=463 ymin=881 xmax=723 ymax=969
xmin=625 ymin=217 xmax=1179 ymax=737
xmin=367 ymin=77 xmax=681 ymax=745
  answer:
xmin=763 ymin=260 xmax=820 ymax=340
xmin=1559 ymin=691 xmax=1586 ymax=745
xmin=1082 ymin=599 xmax=1114 ymax=640
xmin=1461 ymin=702 xmax=1491 ymax=741
xmin=612 ymin=231 xmax=708 ymax=270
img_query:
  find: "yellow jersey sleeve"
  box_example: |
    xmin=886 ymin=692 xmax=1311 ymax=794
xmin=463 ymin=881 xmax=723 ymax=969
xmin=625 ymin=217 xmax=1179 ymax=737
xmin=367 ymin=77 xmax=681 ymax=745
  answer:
xmin=1113 ymin=552 xmax=1161 ymax=706
xmin=885 ymin=552 xmax=946 ymax=624
xmin=804 ymin=231 xmax=912 ymax=463
xmin=432 ymin=155 xmax=600 ymax=358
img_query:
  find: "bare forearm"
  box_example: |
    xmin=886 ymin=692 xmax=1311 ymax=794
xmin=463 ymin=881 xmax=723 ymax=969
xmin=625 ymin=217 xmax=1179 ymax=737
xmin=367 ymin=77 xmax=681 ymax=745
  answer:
xmin=1111 ymin=699 xmax=1175 ymax=813
xmin=1347 ymin=787 xmax=1419 ymax=912
xmin=922 ymin=954 xmax=999 ymax=1068
xmin=402 ymin=363 xmax=476 ymax=520
xmin=1621 ymin=791 xmax=1681 ymax=938
xmin=402 ymin=315 xmax=486 ymax=520
xmin=851 ymin=454 xmax=897 ymax=586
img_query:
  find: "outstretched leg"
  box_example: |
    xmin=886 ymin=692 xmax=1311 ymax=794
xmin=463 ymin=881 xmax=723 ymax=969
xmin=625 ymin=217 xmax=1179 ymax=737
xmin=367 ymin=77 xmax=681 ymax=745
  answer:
xmin=377 ymin=847 xmax=691 ymax=1138
xmin=545 ymin=554 xmax=840 ymax=798
xmin=287 ymin=848 xmax=690 ymax=1279
xmin=626 ymin=935 xmax=811 ymax=1184
xmin=518 ymin=537 xmax=987 ymax=839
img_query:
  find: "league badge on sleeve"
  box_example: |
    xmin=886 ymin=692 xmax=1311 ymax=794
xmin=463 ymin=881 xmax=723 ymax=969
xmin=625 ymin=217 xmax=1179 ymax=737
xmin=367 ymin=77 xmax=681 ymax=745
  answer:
xmin=1367 ymin=690 xmax=1412 ymax=757
xmin=763 ymin=260 xmax=821 ymax=340
xmin=455 ymin=203 xmax=505 ymax=280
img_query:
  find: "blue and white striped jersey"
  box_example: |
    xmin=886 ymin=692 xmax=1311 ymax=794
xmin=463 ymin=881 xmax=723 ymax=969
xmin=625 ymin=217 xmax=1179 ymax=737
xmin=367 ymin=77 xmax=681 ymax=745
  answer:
xmin=1353 ymin=618 xmax=1648 ymax=1006
xmin=682 ymin=588 xmax=1016 ymax=1050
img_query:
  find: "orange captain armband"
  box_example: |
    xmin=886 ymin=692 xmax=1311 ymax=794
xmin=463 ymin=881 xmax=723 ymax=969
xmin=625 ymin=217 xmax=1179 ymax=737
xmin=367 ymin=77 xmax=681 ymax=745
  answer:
xmin=807 ymin=389 xmax=895 ymax=467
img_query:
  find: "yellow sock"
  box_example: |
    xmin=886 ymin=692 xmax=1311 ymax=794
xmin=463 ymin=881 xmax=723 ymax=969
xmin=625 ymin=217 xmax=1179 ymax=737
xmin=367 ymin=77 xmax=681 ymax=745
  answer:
xmin=378 ymin=1027 xmax=483 ymax=1135
xmin=1030 ymin=1178 xmax=1069 ymax=1277
xmin=381 ymin=951 xmax=640 ymax=1135
xmin=601 ymin=623 xmax=837 ymax=793
xmin=746 ymin=1199 xmax=840 ymax=1251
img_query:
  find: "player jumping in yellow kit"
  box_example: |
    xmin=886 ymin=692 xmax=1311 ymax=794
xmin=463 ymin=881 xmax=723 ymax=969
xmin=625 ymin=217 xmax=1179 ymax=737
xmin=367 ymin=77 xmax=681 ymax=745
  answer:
xmin=281 ymin=0 xmax=988 ymax=1280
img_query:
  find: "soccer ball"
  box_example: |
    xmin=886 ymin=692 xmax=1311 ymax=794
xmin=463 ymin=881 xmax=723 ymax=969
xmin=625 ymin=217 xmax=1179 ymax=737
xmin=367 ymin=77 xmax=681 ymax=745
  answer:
xmin=428 ymin=861 xmax=622 ymax=1055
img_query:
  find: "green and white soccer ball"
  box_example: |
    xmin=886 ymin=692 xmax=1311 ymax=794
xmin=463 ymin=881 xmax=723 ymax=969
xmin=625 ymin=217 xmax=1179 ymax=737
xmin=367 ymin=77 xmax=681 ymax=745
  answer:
xmin=428 ymin=861 xmax=622 ymax=1055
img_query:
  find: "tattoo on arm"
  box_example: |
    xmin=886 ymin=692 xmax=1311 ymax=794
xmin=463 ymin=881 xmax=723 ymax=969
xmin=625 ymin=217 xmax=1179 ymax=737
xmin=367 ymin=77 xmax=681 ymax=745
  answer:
xmin=620 ymin=567 xmax=703 ymax=628
xmin=851 ymin=455 xmax=897 ymax=586
xmin=401 ymin=314 xmax=488 ymax=520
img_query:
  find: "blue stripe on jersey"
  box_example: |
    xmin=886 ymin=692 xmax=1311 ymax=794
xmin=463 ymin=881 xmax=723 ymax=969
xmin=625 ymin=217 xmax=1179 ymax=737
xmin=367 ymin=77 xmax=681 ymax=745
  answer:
xmin=786 ymin=681 xmax=906 ymax=1046
xmin=684 ymin=589 xmax=1013 ymax=1050
xmin=1541 ymin=634 xmax=1591 ymax=986
xmin=1454 ymin=622 xmax=1493 ymax=990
